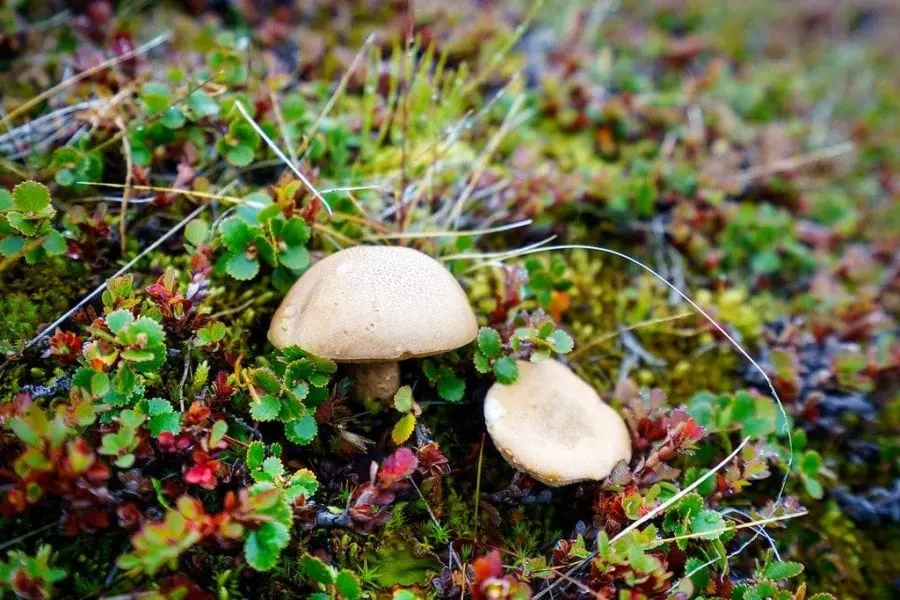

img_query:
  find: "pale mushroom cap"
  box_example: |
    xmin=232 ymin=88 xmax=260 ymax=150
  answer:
xmin=268 ymin=245 xmax=478 ymax=361
xmin=484 ymin=359 xmax=632 ymax=487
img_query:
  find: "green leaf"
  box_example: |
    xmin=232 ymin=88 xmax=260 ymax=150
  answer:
xmin=731 ymin=391 xmax=775 ymax=437
xmin=244 ymin=521 xmax=290 ymax=571
xmin=684 ymin=557 xmax=709 ymax=592
xmin=246 ymin=441 xmax=265 ymax=469
xmin=437 ymin=372 xmax=465 ymax=402
xmin=300 ymin=555 xmax=335 ymax=585
xmin=547 ymin=329 xmax=574 ymax=354
xmin=91 ymin=372 xmax=110 ymax=398
xmin=392 ymin=413 xmax=416 ymax=445
xmin=41 ymin=230 xmax=66 ymax=255
xmin=0 ymin=189 xmax=13 ymax=210
xmin=493 ymin=357 xmax=519 ymax=384
xmin=803 ymin=476 xmax=824 ymax=499
xmin=126 ymin=317 xmax=166 ymax=345
xmin=251 ymin=368 xmax=282 ymax=394
xmin=284 ymin=468 xmax=319 ymax=502
xmin=210 ymin=419 xmax=228 ymax=447
xmin=393 ymin=385 xmax=413 ymax=412
xmin=11 ymin=417 xmax=41 ymax=446
xmin=140 ymin=82 xmax=172 ymax=114
xmin=121 ymin=349 xmax=155 ymax=362
xmin=0 ymin=235 xmax=25 ymax=256
xmin=262 ymin=456 xmax=285 ymax=478
xmin=219 ymin=217 xmax=253 ymax=252
xmin=147 ymin=397 xmax=174 ymax=416
xmin=7 ymin=212 xmax=37 ymax=235
xmin=225 ymin=252 xmax=260 ymax=280
xmin=184 ymin=219 xmax=209 ymax=246
xmin=473 ymin=352 xmax=490 ymax=374
xmin=106 ymin=309 xmax=134 ymax=334
xmin=196 ymin=322 xmax=226 ymax=345
xmin=800 ymin=450 xmax=823 ymax=477
xmin=690 ymin=510 xmax=726 ymax=540
xmin=55 ymin=169 xmax=76 ymax=187
xmin=12 ymin=181 xmax=51 ymax=213
xmin=282 ymin=218 xmax=310 ymax=246
xmin=477 ymin=327 xmax=502 ymax=358
xmin=226 ymin=144 xmax=255 ymax=167
xmin=187 ymin=90 xmax=219 ymax=117
xmin=762 ymin=561 xmax=804 ymax=580
xmin=285 ymin=413 xmax=318 ymax=445
xmin=149 ymin=412 xmax=181 ymax=436
xmin=251 ymin=395 xmax=281 ymax=422
xmin=279 ymin=245 xmax=310 ymax=270
xmin=161 ymin=107 xmax=186 ymax=129
xmin=256 ymin=235 xmax=277 ymax=266
xmin=335 ymin=570 xmax=362 ymax=600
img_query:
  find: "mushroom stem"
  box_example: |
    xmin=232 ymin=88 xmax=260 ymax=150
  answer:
xmin=352 ymin=361 xmax=401 ymax=402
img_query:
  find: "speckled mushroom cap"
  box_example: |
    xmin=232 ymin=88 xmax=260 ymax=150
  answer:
xmin=267 ymin=245 xmax=478 ymax=361
xmin=484 ymin=359 xmax=632 ymax=487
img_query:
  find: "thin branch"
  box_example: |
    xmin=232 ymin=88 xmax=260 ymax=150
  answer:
xmin=268 ymin=88 xmax=298 ymax=165
xmin=445 ymin=96 xmax=529 ymax=227
xmin=296 ymin=33 xmax=376 ymax=159
xmin=367 ymin=218 xmax=533 ymax=240
xmin=233 ymin=100 xmax=333 ymax=216
xmin=0 ymin=522 xmax=58 ymax=552
xmin=115 ymin=117 xmax=133 ymax=254
xmin=0 ymin=33 xmax=170 ymax=131
xmin=736 ymin=142 xmax=855 ymax=184
xmin=656 ymin=510 xmax=807 ymax=545
xmin=570 ymin=312 xmax=694 ymax=359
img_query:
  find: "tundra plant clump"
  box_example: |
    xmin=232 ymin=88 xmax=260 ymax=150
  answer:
xmin=1 ymin=1 xmax=899 ymax=599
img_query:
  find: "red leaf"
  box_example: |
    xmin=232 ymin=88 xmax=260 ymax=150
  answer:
xmin=471 ymin=550 xmax=503 ymax=599
xmin=378 ymin=447 xmax=418 ymax=487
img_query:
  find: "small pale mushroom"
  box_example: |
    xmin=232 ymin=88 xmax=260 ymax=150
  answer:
xmin=268 ymin=245 xmax=478 ymax=401
xmin=483 ymin=358 xmax=632 ymax=486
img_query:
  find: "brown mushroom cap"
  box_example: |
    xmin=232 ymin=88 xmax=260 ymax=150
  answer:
xmin=484 ymin=359 xmax=632 ymax=486
xmin=267 ymin=245 xmax=478 ymax=361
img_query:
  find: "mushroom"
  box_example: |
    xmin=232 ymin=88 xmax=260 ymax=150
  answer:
xmin=268 ymin=245 xmax=478 ymax=401
xmin=483 ymin=359 xmax=632 ymax=486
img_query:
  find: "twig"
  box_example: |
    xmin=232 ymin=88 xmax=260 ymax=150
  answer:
xmin=268 ymin=89 xmax=298 ymax=166
xmin=534 ymin=438 xmax=751 ymax=599
xmin=0 ymin=33 xmax=170 ymax=131
xmin=76 ymin=182 xmax=243 ymax=204
xmin=570 ymin=313 xmax=694 ymax=359
xmin=18 ymin=203 xmax=209 ymax=353
xmin=209 ymin=296 xmax=262 ymax=320
xmin=410 ymin=478 xmax=441 ymax=528
xmin=473 ymin=434 xmax=486 ymax=539
xmin=367 ymin=218 xmax=533 ymax=240
xmin=618 ymin=327 xmax=667 ymax=367
xmin=177 ymin=348 xmax=190 ymax=412
xmin=0 ymin=522 xmax=58 ymax=552
xmin=736 ymin=142 xmax=855 ymax=185
xmin=233 ymin=100 xmax=332 ymax=216
xmin=296 ymin=33 xmax=376 ymax=159
xmin=460 ymin=0 xmax=544 ymax=96
xmin=115 ymin=117 xmax=133 ymax=254
xmin=656 ymin=510 xmax=807 ymax=545
xmin=440 ymin=235 xmax=557 ymax=262
xmin=445 ymin=96 xmax=528 ymax=227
